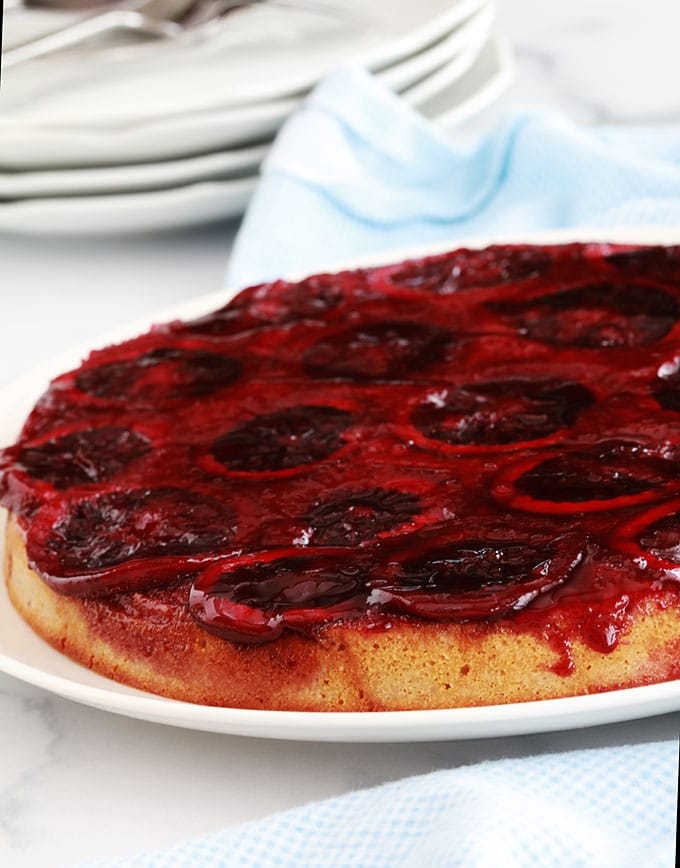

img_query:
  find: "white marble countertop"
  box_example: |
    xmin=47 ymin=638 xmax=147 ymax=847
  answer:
xmin=2 ymin=2 xmax=680 ymax=866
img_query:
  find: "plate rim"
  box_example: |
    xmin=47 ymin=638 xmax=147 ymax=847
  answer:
xmin=0 ymin=144 xmax=269 ymax=199
xmin=2 ymin=224 xmax=680 ymax=742
xmin=426 ymin=32 xmax=514 ymax=128
xmin=0 ymin=177 xmax=259 ymax=235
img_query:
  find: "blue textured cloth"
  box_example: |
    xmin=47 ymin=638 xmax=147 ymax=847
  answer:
xmin=94 ymin=66 xmax=680 ymax=868
xmin=228 ymin=65 xmax=680 ymax=288
xmin=87 ymin=741 xmax=677 ymax=867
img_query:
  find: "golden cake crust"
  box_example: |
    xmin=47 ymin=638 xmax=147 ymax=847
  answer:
xmin=7 ymin=515 xmax=680 ymax=711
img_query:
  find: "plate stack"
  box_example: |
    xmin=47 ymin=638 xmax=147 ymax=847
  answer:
xmin=0 ymin=0 xmax=513 ymax=235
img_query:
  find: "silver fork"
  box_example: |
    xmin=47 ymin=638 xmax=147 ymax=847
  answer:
xmin=3 ymin=0 xmax=362 ymax=69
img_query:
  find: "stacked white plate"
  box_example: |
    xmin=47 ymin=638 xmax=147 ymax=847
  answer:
xmin=0 ymin=0 xmax=514 ymax=234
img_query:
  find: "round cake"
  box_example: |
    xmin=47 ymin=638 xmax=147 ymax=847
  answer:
xmin=2 ymin=241 xmax=680 ymax=711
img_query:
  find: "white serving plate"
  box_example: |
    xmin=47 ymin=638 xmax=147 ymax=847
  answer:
xmin=1 ymin=227 xmax=680 ymax=741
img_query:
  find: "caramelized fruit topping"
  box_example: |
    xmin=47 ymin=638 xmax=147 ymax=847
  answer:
xmin=508 ymin=440 xmax=679 ymax=510
xmin=305 ymin=487 xmax=421 ymax=545
xmin=76 ymin=348 xmax=241 ymax=401
xmin=3 ymin=242 xmax=680 ymax=652
xmin=384 ymin=245 xmax=551 ymax=293
xmin=490 ymin=281 xmax=678 ymax=347
xmin=411 ymin=379 xmax=594 ymax=446
xmin=211 ymin=405 xmax=352 ymax=473
xmin=190 ymin=549 xmax=367 ymax=642
xmin=638 ymin=511 xmax=680 ymax=563
xmin=45 ymin=487 xmax=238 ymax=572
xmin=189 ymin=526 xmax=586 ymax=642
xmin=12 ymin=426 xmax=150 ymax=490
xmin=370 ymin=527 xmax=585 ymax=621
xmin=302 ymin=321 xmax=451 ymax=380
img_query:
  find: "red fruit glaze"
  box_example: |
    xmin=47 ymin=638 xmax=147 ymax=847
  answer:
xmin=3 ymin=242 xmax=680 ymax=660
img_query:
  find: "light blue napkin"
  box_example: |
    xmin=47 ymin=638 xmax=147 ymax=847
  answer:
xmin=88 ymin=740 xmax=676 ymax=868
xmin=228 ymin=65 xmax=680 ymax=288
xmin=93 ymin=66 xmax=680 ymax=868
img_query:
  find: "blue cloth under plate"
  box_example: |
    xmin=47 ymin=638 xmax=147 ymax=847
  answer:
xmin=87 ymin=741 xmax=676 ymax=868
xmin=228 ymin=66 xmax=680 ymax=288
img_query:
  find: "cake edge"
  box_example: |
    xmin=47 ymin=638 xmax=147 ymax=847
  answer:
xmin=5 ymin=513 xmax=680 ymax=712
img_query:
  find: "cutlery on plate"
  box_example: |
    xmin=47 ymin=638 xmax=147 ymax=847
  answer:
xmin=3 ymin=0 xmax=365 ymax=68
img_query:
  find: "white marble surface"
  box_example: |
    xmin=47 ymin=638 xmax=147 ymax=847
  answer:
xmin=1 ymin=2 xmax=680 ymax=866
